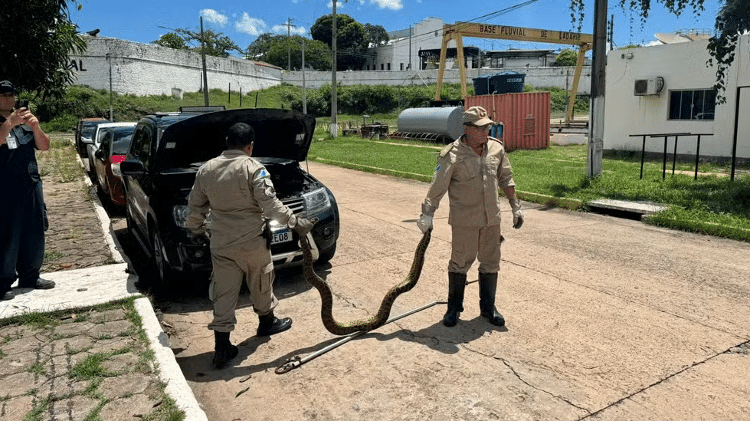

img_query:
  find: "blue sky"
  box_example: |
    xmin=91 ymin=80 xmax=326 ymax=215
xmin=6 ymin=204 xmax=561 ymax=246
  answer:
xmin=70 ymin=0 xmax=722 ymax=54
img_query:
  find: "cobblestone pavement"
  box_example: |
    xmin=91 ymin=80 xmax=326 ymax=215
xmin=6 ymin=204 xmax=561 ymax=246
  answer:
xmin=0 ymin=135 xmax=192 ymax=421
xmin=39 ymin=133 xmax=113 ymax=273
xmin=0 ymin=305 xmax=178 ymax=420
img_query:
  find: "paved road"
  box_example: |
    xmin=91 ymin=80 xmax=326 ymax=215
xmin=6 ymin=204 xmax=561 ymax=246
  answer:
xmin=132 ymin=161 xmax=749 ymax=421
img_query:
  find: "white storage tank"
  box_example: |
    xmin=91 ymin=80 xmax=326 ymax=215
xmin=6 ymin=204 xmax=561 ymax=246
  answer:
xmin=397 ymin=106 xmax=464 ymax=141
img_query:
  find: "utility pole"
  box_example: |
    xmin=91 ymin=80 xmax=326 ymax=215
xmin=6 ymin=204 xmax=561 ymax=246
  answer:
xmin=302 ymin=40 xmax=307 ymax=114
xmin=331 ymin=1 xmax=338 ymax=137
xmin=286 ymin=17 xmax=296 ymax=70
xmin=107 ymin=53 xmax=113 ymax=120
xmin=200 ymin=16 xmax=209 ymax=106
xmin=587 ymin=0 xmax=607 ymax=177
xmin=409 ymin=25 xmax=412 ymax=71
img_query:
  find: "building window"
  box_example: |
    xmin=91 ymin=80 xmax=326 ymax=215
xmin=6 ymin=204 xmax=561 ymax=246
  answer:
xmin=387 ymin=63 xmax=391 ymax=70
xmin=381 ymin=63 xmax=384 ymax=70
xmin=668 ymin=89 xmax=716 ymax=120
xmin=400 ymin=63 xmax=404 ymax=70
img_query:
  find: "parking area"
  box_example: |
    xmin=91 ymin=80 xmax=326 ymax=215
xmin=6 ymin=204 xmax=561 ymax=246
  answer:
xmin=139 ymin=161 xmax=750 ymax=421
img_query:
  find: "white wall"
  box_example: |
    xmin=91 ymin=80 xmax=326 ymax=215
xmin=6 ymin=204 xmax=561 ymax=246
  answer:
xmin=283 ymin=66 xmax=591 ymax=93
xmin=604 ymin=35 xmax=750 ymax=159
xmin=69 ymin=36 xmax=282 ymax=96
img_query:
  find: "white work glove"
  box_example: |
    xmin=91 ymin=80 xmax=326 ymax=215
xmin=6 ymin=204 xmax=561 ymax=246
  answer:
xmin=417 ymin=202 xmax=435 ymax=233
xmin=510 ymin=199 xmax=524 ymax=229
xmin=291 ymin=215 xmax=314 ymax=236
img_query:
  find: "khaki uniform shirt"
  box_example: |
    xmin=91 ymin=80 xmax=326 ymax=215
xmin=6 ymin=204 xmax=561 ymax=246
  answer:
xmin=425 ymin=135 xmax=515 ymax=227
xmin=186 ymin=149 xmax=294 ymax=251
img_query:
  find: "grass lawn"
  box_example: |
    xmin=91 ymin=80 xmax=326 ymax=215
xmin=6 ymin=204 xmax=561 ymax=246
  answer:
xmin=308 ymin=132 xmax=750 ymax=242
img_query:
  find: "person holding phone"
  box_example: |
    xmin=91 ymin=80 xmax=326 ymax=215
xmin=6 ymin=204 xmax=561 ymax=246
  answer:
xmin=0 ymin=80 xmax=55 ymax=301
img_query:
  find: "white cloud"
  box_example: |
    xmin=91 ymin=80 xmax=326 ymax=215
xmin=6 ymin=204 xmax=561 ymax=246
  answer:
xmin=272 ymin=25 xmax=307 ymax=36
xmin=236 ymin=13 xmax=268 ymax=36
xmin=200 ymin=9 xmax=228 ymax=26
xmin=328 ymin=1 xmax=345 ymax=9
xmin=372 ymin=0 xmax=403 ymax=10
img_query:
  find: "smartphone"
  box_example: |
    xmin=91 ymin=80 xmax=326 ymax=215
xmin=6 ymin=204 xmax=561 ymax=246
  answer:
xmin=16 ymin=99 xmax=29 ymax=110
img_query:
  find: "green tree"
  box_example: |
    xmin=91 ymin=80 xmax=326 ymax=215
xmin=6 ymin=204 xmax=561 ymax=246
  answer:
xmin=570 ymin=0 xmax=750 ymax=102
xmin=310 ymin=14 xmax=368 ymax=70
xmin=554 ymin=49 xmax=578 ymax=66
xmin=708 ymin=0 xmax=750 ymax=100
xmin=364 ymin=23 xmax=389 ymax=46
xmin=153 ymin=33 xmax=188 ymax=50
xmin=246 ymin=33 xmax=276 ymax=61
xmin=0 ymin=0 xmax=86 ymax=98
xmin=264 ymin=36 xmax=332 ymax=71
xmin=174 ymin=28 xmax=241 ymax=58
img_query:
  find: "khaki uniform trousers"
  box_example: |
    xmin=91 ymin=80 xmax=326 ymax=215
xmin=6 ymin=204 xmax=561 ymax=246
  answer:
xmin=448 ymin=224 xmax=502 ymax=274
xmin=208 ymin=235 xmax=278 ymax=332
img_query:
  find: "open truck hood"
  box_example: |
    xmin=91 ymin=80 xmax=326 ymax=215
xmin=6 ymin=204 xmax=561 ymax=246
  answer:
xmin=154 ymin=108 xmax=315 ymax=171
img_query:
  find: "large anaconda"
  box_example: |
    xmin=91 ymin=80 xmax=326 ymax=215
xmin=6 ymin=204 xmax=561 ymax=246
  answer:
xmin=299 ymin=229 xmax=432 ymax=335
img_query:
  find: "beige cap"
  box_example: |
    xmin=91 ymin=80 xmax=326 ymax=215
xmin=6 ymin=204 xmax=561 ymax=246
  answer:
xmin=462 ymin=106 xmax=493 ymax=126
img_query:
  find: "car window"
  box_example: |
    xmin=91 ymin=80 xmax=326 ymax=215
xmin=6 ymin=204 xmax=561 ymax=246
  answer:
xmin=95 ymin=128 xmax=111 ymax=148
xmin=130 ymin=125 xmax=154 ymax=168
xmin=99 ymin=130 xmax=113 ymax=151
xmin=111 ymin=127 xmax=135 ymax=155
xmin=81 ymin=124 xmax=96 ymax=139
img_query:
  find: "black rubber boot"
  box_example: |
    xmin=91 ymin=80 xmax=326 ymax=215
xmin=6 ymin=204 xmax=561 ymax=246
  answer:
xmin=212 ymin=331 xmax=238 ymax=369
xmin=257 ymin=311 xmax=292 ymax=336
xmin=479 ymin=272 xmax=505 ymax=327
xmin=443 ymin=272 xmax=466 ymax=327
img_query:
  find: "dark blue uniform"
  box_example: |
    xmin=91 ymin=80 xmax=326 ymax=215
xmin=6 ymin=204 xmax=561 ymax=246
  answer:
xmin=0 ymin=124 xmax=47 ymax=294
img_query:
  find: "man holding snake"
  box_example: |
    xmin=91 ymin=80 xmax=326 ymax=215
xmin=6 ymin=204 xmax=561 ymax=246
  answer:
xmin=187 ymin=122 xmax=314 ymax=368
xmin=417 ymin=106 xmax=523 ymax=328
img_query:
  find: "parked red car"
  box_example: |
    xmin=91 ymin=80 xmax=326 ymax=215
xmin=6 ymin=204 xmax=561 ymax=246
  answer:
xmin=90 ymin=122 xmax=137 ymax=206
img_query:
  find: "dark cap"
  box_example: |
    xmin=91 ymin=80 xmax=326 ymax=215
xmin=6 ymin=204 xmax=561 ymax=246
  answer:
xmin=0 ymin=80 xmax=16 ymax=94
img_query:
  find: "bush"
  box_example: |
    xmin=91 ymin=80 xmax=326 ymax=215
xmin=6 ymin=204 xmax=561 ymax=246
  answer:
xmin=290 ymin=83 xmax=466 ymax=117
xmin=41 ymin=115 xmax=78 ymax=133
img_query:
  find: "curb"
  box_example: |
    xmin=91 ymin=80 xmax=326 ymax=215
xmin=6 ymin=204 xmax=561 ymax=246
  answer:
xmin=78 ymin=154 xmax=209 ymax=420
xmin=136 ymin=297 xmax=209 ymax=421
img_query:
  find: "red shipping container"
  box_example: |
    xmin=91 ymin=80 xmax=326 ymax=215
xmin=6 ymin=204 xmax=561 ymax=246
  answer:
xmin=465 ymin=92 xmax=550 ymax=151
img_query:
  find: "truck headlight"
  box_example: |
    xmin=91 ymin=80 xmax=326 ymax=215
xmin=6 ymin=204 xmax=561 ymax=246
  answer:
xmin=303 ymin=187 xmax=331 ymax=216
xmin=173 ymin=205 xmax=189 ymax=228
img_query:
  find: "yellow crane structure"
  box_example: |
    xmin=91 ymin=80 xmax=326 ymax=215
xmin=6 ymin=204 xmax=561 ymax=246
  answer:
xmin=435 ymin=22 xmax=593 ymax=123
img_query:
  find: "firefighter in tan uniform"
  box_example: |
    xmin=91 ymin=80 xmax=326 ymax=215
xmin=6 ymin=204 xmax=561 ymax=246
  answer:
xmin=417 ymin=106 xmax=523 ymax=327
xmin=187 ymin=122 xmax=313 ymax=368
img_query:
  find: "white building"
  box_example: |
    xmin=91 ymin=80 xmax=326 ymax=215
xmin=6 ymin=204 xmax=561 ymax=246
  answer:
xmin=367 ymin=18 xmax=461 ymax=71
xmin=604 ymin=34 xmax=750 ymax=161
xmin=69 ymin=36 xmax=281 ymax=97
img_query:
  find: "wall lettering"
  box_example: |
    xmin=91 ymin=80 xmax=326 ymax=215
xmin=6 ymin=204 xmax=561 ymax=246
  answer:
xmin=499 ymin=26 xmax=527 ymax=37
xmin=479 ymin=24 xmax=497 ymax=34
xmin=558 ymin=32 xmax=581 ymax=41
xmin=69 ymin=59 xmax=87 ymax=72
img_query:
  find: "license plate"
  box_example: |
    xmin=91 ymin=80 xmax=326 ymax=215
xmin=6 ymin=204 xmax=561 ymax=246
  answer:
xmin=271 ymin=228 xmax=292 ymax=245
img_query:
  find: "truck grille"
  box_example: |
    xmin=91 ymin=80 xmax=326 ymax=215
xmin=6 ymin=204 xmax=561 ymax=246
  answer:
xmin=283 ymin=197 xmax=305 ymax=216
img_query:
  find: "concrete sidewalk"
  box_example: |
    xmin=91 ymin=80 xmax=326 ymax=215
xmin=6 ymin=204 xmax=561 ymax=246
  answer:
xmin=0 ymin=170 xmax=208 ymax=420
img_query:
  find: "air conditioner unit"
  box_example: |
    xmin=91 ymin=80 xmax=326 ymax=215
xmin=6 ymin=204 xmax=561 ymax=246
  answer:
xmin=634 ymin=77 xmax=664 ymax=96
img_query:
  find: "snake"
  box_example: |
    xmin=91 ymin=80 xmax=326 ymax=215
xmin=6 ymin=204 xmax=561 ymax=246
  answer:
xmin=299 ymin=229 xmax=432 ymax=335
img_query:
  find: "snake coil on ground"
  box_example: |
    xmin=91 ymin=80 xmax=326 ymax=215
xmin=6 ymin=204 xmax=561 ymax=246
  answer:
xmin=300 ymin=229 xmax=432 ymax=335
